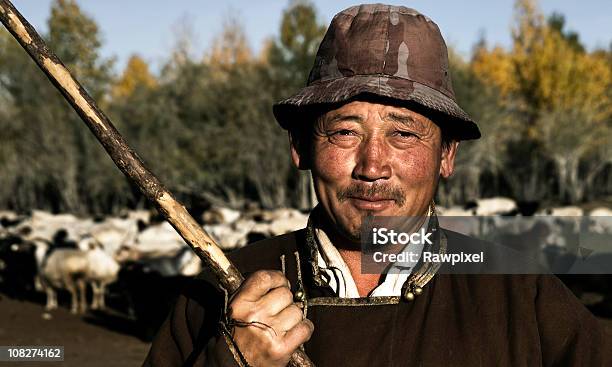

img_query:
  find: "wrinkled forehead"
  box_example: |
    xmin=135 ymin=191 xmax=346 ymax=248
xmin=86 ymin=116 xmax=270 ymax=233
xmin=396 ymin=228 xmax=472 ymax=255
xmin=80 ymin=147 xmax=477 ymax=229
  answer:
xmin=315 ymin=99 xmax=437 ymax=132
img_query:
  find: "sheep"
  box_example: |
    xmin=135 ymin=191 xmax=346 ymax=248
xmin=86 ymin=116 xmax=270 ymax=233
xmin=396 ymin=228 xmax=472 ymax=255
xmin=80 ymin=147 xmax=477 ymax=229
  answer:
xmin=466 ymin=197 xmax=518 ymax=216
xmin=79 ymin=237 xmax=120 ymax=310
xmin=35 ymin=236 xmax=120 ymax=314
xmin=588 ymin=207 xmax=612 ymax=234
xmin=38 ymin=245 xmax=89 ymax=314
xmin=22 ymin=210 xmax=93 ymax=244
xmin=539 ymin=206 xmax=584 ymax=217
xmin=201 ymin=206 xmax=241 ymax=225
xmin=88 ymin=217 xmax=139 ymax=257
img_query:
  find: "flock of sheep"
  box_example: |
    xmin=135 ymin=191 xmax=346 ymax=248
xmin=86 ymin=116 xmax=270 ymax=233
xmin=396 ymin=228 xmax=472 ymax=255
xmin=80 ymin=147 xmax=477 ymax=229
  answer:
xmin=1 ymin=197 xmax=611 ymax=319
xmin=0 ymin=207 xmax=308 ymax=318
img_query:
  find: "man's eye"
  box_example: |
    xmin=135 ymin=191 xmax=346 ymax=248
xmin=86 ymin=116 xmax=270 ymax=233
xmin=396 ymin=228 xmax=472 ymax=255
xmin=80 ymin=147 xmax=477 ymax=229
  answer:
xmin=394 ymin=130 xmax=417 ymax=138
xmin=333 ymin=129 xmax=355 ymax=136
xmin=326 ymin=129 xmax=359 ymax=147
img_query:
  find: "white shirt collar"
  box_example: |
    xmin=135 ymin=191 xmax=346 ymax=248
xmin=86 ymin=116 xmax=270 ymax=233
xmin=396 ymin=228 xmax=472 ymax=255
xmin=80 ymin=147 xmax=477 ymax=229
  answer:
xmin=313 ymin=217 xmax=429 ymax=298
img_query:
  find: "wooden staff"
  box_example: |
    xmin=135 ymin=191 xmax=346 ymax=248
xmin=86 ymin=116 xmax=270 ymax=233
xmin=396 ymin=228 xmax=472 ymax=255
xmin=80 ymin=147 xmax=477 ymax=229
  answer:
xmin=0 ymin=1 xmax=314 ymax=366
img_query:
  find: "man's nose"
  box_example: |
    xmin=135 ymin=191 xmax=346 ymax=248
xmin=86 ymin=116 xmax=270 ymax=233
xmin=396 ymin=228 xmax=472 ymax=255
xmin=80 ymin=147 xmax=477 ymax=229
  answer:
xmin=352 ymin=136 xmax=392 ymax=181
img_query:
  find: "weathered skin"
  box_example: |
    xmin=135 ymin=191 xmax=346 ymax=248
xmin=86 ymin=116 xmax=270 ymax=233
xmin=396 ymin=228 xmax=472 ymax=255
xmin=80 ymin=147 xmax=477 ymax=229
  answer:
xmin=293 ymin=101 xmax=458 ymax=244
xmin=229 ymin=270 xmax=314 ymax=367
xmin=290 ymin=100 xmax=458 ymax=296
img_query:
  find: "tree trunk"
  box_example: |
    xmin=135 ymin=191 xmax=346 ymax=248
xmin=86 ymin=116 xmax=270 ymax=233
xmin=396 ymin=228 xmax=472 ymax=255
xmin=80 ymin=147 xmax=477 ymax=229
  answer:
xmin=567 ymin=158 xmax=582 ymax=203
xmin=555 ymin=157 xmax=569 ymax=203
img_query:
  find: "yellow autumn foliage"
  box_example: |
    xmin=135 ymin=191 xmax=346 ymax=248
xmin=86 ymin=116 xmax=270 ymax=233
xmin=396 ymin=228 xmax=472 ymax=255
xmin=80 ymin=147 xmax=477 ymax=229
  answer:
xmin=472 ymin=46 xmax=518 ymax=96
xmin=471 ymin=0 xmax=612 ymax=121
xmin=112 ymin=55 xmax=157 ymax=99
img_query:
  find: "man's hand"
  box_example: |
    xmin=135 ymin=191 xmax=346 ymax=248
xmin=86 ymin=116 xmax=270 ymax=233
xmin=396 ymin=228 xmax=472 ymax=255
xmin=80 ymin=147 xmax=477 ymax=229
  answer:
xmin=228 ymin=270 xmax=314 ymax=367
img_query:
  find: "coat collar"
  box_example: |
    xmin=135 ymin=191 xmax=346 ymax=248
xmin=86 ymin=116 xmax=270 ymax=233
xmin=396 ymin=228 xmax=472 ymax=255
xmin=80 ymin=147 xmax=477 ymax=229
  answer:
xmin=300 ymin=205 xmax=447 ymax=300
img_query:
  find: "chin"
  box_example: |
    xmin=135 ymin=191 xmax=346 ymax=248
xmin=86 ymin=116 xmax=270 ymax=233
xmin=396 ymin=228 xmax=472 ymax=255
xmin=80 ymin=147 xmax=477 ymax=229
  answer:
xmin=338 ymin=212 xmax=375 ymax=243
xmin=327 ymin=212 xmax=364 ymax=244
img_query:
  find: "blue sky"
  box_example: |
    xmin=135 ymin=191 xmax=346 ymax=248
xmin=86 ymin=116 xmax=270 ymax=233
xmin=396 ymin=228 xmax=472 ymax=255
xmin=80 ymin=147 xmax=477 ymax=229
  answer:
xmin=11 ymin=1 xmax=612 ymax=74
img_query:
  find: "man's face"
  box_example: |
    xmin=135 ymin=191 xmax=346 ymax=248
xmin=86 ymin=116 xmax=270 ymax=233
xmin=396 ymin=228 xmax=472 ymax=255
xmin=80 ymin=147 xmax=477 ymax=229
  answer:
xmin=291 ymin=100 xmax=458 ymax=243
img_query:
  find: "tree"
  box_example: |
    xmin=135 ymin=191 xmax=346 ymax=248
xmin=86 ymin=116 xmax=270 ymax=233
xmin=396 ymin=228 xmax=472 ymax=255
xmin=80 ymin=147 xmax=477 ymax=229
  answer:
xmin=547 ymin=12 xmax=584 ymax=53
xmin=46 ymin=0 xmax=116 ymax=213
xmin=0 ymin=0 xmax=115 ymax=213
xmin=112 ymin=55 xmax=157 ymax=100
xmin=207 ymin=16 xmax=252 ymax=67
xmin=264 ymin=0 xmax=326 ymax=209
xmin=47 ymin=0 xmax=114 ymax=99
xmin=471 ymin=0 xmax=612 ymax=203
xmin=201 ymin=18 xmax=291 ymax=208
xmin=438 ymin=48 xmax=516 ymax=205
xmin=266 ymin=0 xmax=326 ymax=91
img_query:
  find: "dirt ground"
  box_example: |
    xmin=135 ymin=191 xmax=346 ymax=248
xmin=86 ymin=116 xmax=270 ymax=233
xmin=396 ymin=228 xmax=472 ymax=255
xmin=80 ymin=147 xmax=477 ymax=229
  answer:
xmin=0 ymin=295 xmax=150 ymax=367
xmin=1 ymin=294 xmax=611 ymax=367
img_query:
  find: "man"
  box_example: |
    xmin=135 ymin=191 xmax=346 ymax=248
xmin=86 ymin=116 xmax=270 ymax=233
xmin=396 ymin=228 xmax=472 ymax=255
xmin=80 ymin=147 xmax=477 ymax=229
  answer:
xmin=144 ymin=4 xmax=608 ymax=366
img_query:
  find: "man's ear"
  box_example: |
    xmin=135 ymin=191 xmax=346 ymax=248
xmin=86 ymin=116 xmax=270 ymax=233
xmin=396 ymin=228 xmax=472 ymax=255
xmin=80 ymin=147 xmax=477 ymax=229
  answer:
xmin=289 ymin=131 xmax=310 ymax=170
xmin=439 ymin=141 xmax=459 ymax=178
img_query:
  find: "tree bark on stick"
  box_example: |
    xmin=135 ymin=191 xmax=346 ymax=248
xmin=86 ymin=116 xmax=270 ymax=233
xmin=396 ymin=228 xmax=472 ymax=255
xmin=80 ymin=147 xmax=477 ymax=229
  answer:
xmin=0 ymin=1 xmax=314 ymax=366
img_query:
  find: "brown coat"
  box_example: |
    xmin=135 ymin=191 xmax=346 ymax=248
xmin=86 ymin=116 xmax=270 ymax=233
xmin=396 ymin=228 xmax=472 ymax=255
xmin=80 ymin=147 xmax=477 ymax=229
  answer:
xmin=143 ymin=228 xmax=610 ymax=366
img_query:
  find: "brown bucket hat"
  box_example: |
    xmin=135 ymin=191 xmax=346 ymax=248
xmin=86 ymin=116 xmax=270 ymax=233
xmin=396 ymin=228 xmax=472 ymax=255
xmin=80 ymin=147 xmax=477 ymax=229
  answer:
xmin=273 ymin=4 xmax=481 ymax=140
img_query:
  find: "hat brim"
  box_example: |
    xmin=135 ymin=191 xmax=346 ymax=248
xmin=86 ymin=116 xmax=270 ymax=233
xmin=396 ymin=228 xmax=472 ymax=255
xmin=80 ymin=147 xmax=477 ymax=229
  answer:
xmin=273 ymin=75 xmax=481 ymax=140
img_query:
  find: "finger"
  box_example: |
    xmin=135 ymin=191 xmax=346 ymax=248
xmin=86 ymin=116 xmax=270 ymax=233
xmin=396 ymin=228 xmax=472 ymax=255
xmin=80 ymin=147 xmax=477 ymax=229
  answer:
xmin=258 ymin=286 xmax=294 ymax=316
xmin=271 ymin=304 xmax=304 ymax=333
xmin=235 ymin=270 xmax=288 ymax=302
xmin=282 ymin=318 xmax=314 ymax=352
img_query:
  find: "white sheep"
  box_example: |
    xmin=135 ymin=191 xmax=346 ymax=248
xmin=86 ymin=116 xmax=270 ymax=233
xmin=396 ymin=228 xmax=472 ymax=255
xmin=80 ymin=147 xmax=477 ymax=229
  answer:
xmin=80 ymin=237 xmax=120 ymax=310
xmin=39 ymin=246 xmax=88 ymax=314
xmin=35 ymin=237 xmax=120 ymax=313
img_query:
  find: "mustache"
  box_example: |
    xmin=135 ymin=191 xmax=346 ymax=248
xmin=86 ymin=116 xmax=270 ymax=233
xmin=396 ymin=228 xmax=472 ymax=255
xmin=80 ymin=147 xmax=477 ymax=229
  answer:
xmin=336 ymin=183 xmax=406 ymax=207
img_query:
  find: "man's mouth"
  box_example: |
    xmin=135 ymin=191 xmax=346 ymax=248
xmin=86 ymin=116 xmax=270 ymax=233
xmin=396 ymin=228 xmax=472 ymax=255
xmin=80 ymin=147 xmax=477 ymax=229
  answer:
xmin=348 ymin=196 xmax=396 ymax=211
